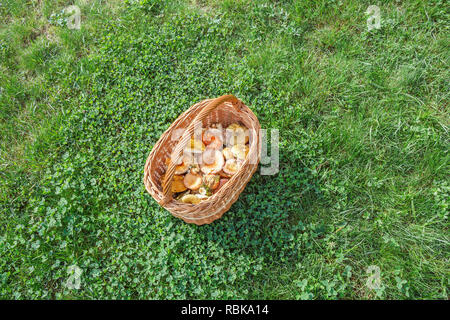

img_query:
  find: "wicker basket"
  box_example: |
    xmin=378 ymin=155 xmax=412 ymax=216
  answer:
xmin=143 ymin=95 xmax=261 ymax=225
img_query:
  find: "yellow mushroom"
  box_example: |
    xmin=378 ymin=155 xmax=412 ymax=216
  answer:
xmin=171 ymin=175 xmax=188 ymax=193
xmin=222 ymin=147 xmax=234 ymax=160
xmin=161 ymin=174 xmax=187 ymax=193
xmin=185 ymin=136 xmax=205 ymax=153
xmin=223 ymin=159 xmax=242 ymax=176
xmin=225 ymin=123 xmax=249 ymax=146
xmin=180 ymin=194 xmax=201 ymax=204
xmin=231 ymin=144 xmax=249 ymax=160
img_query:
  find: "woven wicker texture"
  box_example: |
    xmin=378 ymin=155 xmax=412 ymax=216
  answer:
xmin=143 ymin=95 xmax=261 ymax=225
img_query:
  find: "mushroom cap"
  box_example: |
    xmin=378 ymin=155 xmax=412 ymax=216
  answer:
xmin=225 ymin=123 xmax=249 ymax=146
xmin=175 ymin=153 xmax=193 ymax=175
xmin=180 ymin=194 xmax=201 ymax=204
xmin=183 ymin=172 xmax=202 ymax=190
xmin=165 ymin=152 xmax=194 ymax=175
xmin=222 ymin=147 xmax=234 ymax=160
xmin=231 ymin=144 xmax=249 ymax=160
xmin=186 ymin=136 xmax=205 ymax=153
xmin=200 ymin=149 xmax=224 ymax=174
xmin=171 ymin=175 xmax=188 ymax=193
xmin=223 ymin=159 xmax=242 ymax=176
xmin=202 ymin=174 xmax=220 ymax=190
xmin=161 ymin=174 xmax=187 ymax=193
xmin=202 ymin=128 xmax=224 ymax=149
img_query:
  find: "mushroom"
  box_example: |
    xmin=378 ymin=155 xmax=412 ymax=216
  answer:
xmin=225 ymin=123 xmax=249 ymax=146
xmin=165 ymin=153 xmax=193 ymax=175
xmin=231 ymin=144 xmax=249 ymax=160
xmin=222 ymin=147 xmax=234 ymax=160
xmin=186 ymin=136 xmax=205 ymax=153
xmin=161 ymin=174 xmax=187 ymax=193
xmin=223 ymin=159 xmax=242 ymax=176
xmin=202 ymin=128 xmax=223 ymax=150
xmin=200 ymin=149 xmax=224 ymax=174
xmin=202 ymin=175 xmax=220 ymax=190
xmin=190 ymin=163 xmax=200 ymax=174
xmin=183 ymin=171 xmax=202 ymax=190
xmin=180 ymin=194 xmax=201 ymax=204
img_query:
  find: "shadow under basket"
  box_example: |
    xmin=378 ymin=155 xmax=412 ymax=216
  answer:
xmin=143 ymin=95 xmax=261 ymax=225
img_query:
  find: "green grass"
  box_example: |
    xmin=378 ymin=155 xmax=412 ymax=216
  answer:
xmin=0 ymin=0 xmax=448 ymax=299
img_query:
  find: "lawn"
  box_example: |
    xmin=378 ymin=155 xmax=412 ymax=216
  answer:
xmin=0 ymin=0 xmax=448 ymax=299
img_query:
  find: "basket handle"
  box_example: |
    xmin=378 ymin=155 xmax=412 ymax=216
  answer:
xmin=160 ymin=94 xmax=241 ymax=205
